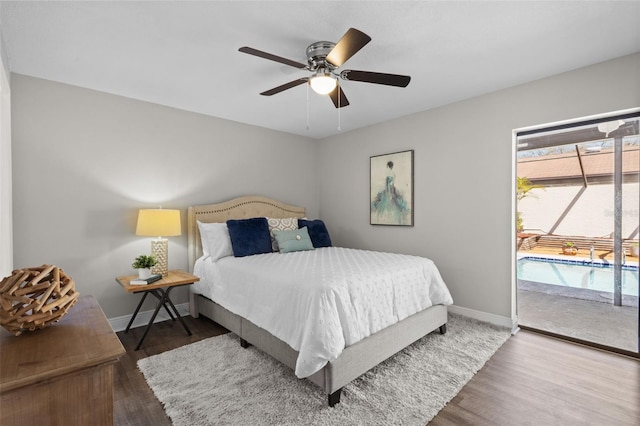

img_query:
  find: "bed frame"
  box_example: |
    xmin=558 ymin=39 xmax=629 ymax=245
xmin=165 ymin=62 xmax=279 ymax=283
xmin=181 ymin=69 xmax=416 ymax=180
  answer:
xmin=187 ymin=195 xmax=448 ymax=406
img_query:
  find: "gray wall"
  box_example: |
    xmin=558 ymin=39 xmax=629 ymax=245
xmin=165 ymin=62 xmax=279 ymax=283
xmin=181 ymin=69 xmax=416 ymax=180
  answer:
xmin=11 ymin=53 xmax=640 ymax=322
xmin=0 ymin=0 xmax=9 ymax=81
xmin=317 ymin=52 xmax=640 ymax=321
xmin=0 ymin=25 xmax=11 ymax=278
xmin=11 ymin=74 xmax=318 ymax=318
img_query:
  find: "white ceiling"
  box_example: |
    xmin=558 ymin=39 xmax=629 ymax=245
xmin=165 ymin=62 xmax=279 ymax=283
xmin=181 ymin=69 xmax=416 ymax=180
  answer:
xmin=2 ymin=1 xmax=639 ymax=139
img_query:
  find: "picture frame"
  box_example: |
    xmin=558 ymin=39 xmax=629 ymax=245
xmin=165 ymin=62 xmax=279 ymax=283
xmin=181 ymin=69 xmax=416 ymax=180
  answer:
xmin=370 ymin=149 xmax=414 ymax=226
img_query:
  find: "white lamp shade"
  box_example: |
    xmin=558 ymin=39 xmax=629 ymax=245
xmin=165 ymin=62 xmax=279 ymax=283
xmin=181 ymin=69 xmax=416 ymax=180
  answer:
xmin=310 ymin=75 xmax=337 ymax=95
xmin=135 ymin=209 xmax=182 ymax=237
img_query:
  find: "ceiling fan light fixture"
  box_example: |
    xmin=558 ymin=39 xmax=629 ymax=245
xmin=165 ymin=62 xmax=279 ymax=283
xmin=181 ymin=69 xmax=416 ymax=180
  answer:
xmin=309 ymin=73 xmax=337 ymax=95
xmin=239 ymin=27 xmax=410 ymax=108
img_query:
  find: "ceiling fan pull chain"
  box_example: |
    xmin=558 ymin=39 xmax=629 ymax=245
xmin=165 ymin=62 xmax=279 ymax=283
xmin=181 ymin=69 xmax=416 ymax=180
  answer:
xmin=306 ymin=83 xmax=310 ymax=131
xmin=337 ymin=85 xmax=342 ymax=131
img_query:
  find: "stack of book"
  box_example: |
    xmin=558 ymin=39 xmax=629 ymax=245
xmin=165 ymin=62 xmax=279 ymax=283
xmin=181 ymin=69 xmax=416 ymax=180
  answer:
xmin=130 ymin=274 xmax=162 ymax=285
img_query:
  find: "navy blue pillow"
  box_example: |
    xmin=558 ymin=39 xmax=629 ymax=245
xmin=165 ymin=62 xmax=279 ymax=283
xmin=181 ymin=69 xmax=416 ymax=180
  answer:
xmin=226 ymin=217 xmax=272 ymax=257
xmin=298 ymin=219 xmax=332 ymax=248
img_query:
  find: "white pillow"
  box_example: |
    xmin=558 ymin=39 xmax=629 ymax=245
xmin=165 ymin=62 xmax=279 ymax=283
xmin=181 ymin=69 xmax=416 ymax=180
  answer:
xmin=197 ymin=221 xmax=233 ymax=262
xmin=267 ymin=217 xmax=299 ymax=251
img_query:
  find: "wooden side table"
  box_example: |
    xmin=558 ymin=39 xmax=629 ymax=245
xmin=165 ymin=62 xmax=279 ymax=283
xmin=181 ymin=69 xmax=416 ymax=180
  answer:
xmin=0 ymin=295 xmax=125 ymax=425
xmin=115 ymin=270 xmax=199 ymax=350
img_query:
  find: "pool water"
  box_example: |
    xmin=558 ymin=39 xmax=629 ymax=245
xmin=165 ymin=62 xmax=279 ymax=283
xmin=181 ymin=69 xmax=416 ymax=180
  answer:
xmin=517 ymin=257 xmax=639 ymax=297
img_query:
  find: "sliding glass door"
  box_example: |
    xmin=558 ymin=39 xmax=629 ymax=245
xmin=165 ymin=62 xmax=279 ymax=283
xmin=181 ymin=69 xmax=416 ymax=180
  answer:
xmin=516 ymin=113 xmax=639 ymax=355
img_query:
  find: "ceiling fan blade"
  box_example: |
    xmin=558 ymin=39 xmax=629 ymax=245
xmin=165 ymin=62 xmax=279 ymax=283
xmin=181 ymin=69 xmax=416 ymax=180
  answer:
xmin=340 ymin=70 xmax=411 ymax=87
xmin=326 ymin=28 xmax=371 ymax=67
xmin=328 ymin=84 xmax=350 ymax=108
xmin=239 ymin=46 xmax=308 ymax=69
xmin=260 ymin=78 xmax=308 ymax=96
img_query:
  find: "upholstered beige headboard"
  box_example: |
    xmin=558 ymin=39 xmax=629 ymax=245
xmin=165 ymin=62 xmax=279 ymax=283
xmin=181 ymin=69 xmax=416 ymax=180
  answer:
xmin=187 ymin=195 xmax=306 ymax=271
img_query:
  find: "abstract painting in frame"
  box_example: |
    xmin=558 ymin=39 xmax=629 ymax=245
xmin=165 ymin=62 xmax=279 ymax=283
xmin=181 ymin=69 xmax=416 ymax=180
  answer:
xmin=370 ymin=149 xmax=414 ymax=226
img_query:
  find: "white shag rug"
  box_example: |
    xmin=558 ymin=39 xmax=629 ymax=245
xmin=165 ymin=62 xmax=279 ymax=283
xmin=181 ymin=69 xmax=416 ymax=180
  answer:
xmin=138 ymin=313 xmax=511 ymax=425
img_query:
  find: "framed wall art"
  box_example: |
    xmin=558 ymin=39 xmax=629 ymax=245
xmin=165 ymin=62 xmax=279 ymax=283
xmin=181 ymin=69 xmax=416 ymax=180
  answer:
xmin=370 ymin=149 xmax=414 ymax=226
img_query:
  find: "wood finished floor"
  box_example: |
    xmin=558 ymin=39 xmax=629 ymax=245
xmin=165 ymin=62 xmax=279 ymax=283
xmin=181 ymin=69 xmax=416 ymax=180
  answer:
xmin=114 ymin=317 xmax=640 ymax=426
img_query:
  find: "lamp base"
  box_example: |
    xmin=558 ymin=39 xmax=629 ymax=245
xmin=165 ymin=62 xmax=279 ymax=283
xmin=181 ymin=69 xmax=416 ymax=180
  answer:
xmin=150 ymin=238 xmax=169 ymax=276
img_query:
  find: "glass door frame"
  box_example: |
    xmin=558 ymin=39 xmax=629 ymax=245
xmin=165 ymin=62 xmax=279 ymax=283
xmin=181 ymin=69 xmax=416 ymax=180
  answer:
xmin=512 ymin=109 xmax=640 ymax=355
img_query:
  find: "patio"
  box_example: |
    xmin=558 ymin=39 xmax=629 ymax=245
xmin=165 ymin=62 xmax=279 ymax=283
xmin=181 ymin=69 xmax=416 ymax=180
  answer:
xmin=518 ymin=236 xmax=639 ymax=264
xmin=517 ymin=246 xmax=639 ymax=353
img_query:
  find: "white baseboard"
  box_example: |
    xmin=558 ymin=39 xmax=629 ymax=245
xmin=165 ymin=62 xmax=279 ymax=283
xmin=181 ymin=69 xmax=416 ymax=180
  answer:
xmin=448 ymin=304 xmax=518 ymax=333
xmin=109 ymin=302 xmax=517 ymax=335
xmin=109 ymin=302 xmax=190 ymax=332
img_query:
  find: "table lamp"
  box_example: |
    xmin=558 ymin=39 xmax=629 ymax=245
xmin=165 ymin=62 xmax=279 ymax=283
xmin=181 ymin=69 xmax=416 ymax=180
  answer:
xmin=135 ymin=208 xmax=181 ymax=276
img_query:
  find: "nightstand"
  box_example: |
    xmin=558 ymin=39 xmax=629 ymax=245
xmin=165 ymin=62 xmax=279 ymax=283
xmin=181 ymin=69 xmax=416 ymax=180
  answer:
xmin=115 ymin=269 xmax=200 ymax=350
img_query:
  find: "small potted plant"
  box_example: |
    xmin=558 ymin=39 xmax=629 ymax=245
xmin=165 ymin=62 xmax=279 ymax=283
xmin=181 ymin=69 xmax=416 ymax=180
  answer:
xmin=562 ymin=241 xmax=578 ymax=256
xmin=132 ymin=254 xmax=157 ymax=278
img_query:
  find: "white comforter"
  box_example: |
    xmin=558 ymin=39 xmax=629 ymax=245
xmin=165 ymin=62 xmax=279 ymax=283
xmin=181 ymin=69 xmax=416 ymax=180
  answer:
xmin=192 ymin=247 xmax=453 ymax=378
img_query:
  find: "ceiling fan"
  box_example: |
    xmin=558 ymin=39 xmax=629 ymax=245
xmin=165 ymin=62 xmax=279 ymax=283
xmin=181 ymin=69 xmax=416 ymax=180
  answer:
xmin=239 ymin=28 xmax=411 ymax=108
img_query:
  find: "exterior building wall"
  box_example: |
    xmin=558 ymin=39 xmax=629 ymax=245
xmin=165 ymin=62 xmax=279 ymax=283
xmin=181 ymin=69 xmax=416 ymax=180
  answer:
xmin=519 ymin=182 xmax=639 ymax=239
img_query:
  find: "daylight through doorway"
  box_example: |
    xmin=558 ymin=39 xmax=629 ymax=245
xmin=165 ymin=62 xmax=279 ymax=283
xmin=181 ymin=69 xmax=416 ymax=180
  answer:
xmin=516 ymin=112 xmax=639 ymax=355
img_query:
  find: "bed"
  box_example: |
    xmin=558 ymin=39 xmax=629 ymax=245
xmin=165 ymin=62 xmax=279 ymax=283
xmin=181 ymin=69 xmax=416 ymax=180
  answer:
xmin=187 ymin=195 xmax=452 ymax=406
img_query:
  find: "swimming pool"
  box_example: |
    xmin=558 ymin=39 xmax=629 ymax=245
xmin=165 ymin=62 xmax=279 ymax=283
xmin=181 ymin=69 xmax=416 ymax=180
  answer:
xmin=517 ymin=257 xmax=639 ymax=297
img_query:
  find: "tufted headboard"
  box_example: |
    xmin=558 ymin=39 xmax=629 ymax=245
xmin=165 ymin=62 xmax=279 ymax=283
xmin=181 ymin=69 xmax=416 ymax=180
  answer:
xmin=187 ymin=195 xmax=306 ymax=271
